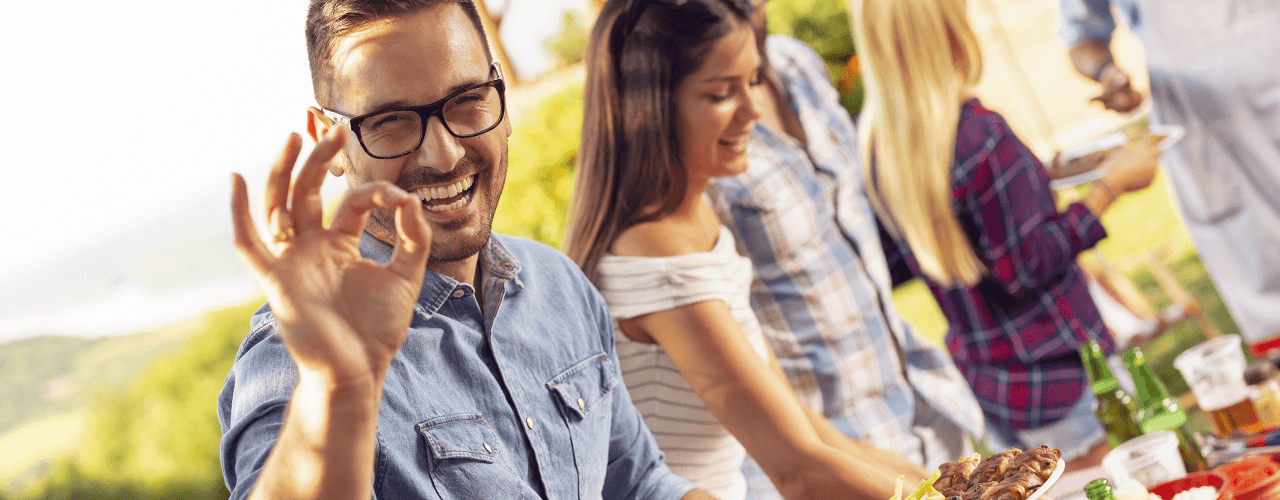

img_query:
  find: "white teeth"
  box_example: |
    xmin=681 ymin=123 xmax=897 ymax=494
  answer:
xmin=414 ymin=175 xmax=476 ymax=202
xmin=424 ymin=192 xmax=470 ymax=212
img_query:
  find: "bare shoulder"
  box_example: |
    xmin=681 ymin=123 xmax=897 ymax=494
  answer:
xmin=610 ymin=219 xmax=706 ymax=258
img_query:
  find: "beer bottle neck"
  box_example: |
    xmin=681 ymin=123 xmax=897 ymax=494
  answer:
xmin=1085 ymin=478 xmax=1118 ymax=500
xmin=1082 ymin=340 xmax=1122 ymax=395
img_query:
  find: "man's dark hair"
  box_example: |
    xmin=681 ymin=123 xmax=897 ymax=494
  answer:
xmin=305 ymin=0 xmax=494 ymax=106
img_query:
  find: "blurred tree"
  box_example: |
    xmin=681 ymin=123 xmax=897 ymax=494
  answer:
xmin=493 ymin=83 xmax=585 ymax=247
xmin=545 ymin=11 xmax=589 ymax=68
xmin=475 ymin=0 xmax=519 ymax=85
xmin=764 ymin=0 xmax=864 ymax=115
xmin=23 ymin=301 xmax=259 ymax=500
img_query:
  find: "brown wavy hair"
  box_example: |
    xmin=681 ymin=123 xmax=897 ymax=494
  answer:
xmin=564 ymin=0 xmax=752 ymax=280
xmin=304 ymin=0 xmax=492 ymax=106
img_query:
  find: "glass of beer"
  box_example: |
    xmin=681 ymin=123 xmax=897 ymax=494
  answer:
xmin=1174 ymin=335 xmax=1265 ymax=436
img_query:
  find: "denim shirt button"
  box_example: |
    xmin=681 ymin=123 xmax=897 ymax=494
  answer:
xmin=525 ymin=417 xmax=534 ymax=429
xmin=576 ymin=397 xmax=585 ymax=410
xmin=483 ymin=442 xmax=493 ymax=453
xmin=452 ymin=289 xmax=465 ymax=298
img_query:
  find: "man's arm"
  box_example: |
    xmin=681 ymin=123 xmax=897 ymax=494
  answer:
xmin=228 ymin=128 xmax=431 ymax=500
xmin=1068 ymin=41 xmax=1143 ymax=112
xmin=1059 ymin=0 xmax=1143 ymax=111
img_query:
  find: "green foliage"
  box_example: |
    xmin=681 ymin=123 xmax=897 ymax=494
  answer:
xmin=765 ymin=0 xmax=864 ymax=114
xmin=544 ymin=11 xmax=588 ymax=68
xmin=20 ymin=300 xmax=261 ymax=499
xmin=493 ymin=83 xmax=585 ymax=248
xmin=0 ymin=324 xmax=189 ymax=440
xmin=0 ymin=337 xmax=104 ymax=435
xmin=765 ymin=0 xmax=855 ymax=64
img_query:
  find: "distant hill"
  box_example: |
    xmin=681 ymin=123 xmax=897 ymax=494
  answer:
xmin=0 ymin=299 xmax=262 ymax=498
xmin=0 ymin=324 xmax=193 ymax=437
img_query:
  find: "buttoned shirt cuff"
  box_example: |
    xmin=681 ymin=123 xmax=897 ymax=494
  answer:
xmin=1063 ymin=202 xmax=1108 ymax=251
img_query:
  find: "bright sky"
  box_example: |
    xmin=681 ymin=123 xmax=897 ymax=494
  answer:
xmin=0 ymin=0 xmax=581 ymax=289
xmin=0 ymin=0 xmax=583 ymax=340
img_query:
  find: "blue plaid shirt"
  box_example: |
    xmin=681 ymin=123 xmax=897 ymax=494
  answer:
xmin=707 ymin=36 xmax=985 ymax=482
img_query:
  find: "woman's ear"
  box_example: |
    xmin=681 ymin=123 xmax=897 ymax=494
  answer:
xmin=306 ymin=106 xmax=347 ymax=177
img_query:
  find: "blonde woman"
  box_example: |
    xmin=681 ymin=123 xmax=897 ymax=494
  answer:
xmin=565 ymin=0 xmax=928 ymax=498
xmin=852 ymin=0 xmax=1160 ymax=470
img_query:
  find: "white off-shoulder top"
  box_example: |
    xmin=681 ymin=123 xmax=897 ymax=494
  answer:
xmin=596 ymin=225 xmax=769 ymax=500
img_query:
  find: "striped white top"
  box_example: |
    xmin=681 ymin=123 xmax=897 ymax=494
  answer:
xmin=597 ymin=226 xmax=769 ymax=500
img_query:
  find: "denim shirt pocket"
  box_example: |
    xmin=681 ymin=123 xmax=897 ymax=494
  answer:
xmin=546 ymin=353 xmax=619 ymax=498
xmin=418 ymin=413 xmax=523 ymax=500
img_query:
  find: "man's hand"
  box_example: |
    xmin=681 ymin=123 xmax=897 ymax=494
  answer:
xmin=1069 ymin=42 xmax=1144 ymax=113
xmin=1092 ymin=63 xmax=1144 ymax=112
xmin=231 ymin=127 xmax=431 ymax=391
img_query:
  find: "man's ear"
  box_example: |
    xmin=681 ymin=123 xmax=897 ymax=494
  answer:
xmin=306 ymin=106 xmax=347 ymax=177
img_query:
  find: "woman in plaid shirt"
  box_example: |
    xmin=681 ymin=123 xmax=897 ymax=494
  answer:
xmin=851 ymin=0 xmax=1162 ymax=470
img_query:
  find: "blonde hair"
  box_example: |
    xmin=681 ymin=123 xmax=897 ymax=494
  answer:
xmin=852 ymin=0 xmax=985 ymax=287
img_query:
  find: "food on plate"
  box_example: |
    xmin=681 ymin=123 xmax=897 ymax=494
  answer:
xmin=989 ymin=471 xmax=1044 ymax=500
xmin=1045 ymin=129 xmax=1169 ymax=180
xmin=971 ymin=449 xmax=1021 ymax=485
xmin=932 ymin=446 xmax=1062 ymax=500
xmin=1007 ymin=446 xmax=1060 ymax=479
xmin=1170 ymin=486 xmax=1217 ymax=500
xmin=1048 ymin=146 xmax=1121 ymax=179
xmin=1113 ymin=480 xmax=1162 ymax=500
xmin=890 ymin=470 xmax=946 ymax=500
xmin=935 ymin=453 xmax=981 ymax=492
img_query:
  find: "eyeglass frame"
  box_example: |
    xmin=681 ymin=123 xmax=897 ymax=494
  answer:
xmin=320 ymin=62 xmax=507 ymax=160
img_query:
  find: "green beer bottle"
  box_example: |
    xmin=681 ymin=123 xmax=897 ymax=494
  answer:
xmin=1124 ymin=347 xmax=1208 ymax=472
xmin=1080 ymin=340 xmax=1142 ymax=447
xmin=1084 ymin=478 xmax=1117 ymax=500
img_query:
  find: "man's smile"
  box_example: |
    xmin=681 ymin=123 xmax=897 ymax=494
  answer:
xmin=413 ymin=174 xmax=477 ymax=212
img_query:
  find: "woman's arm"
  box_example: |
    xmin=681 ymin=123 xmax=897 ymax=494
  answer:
xmin=620 ymin=301 xmax=917 ymax=500
xmin=762 ymin=351 xmax=931 ymax=485
xmin=961 ymin=113 xmax=1157 ymax=296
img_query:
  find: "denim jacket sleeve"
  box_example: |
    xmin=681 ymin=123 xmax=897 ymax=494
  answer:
xmin=217 ymin=311 xmax=304 ymax=500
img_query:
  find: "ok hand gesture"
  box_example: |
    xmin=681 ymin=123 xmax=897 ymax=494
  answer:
xmin=230 ymin=127 xmax=431 ymax=390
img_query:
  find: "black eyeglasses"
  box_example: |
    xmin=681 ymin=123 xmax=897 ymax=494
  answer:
xmin=321 ymin=62 xmax=507 ymax=159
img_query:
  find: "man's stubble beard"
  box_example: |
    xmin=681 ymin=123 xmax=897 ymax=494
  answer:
xmin=357 ymin=149 xmax=507 ymax=264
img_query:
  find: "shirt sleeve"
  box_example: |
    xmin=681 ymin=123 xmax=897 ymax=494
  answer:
xmin=594 ymin=289 xmax=695 ymax=500
xmin=1057 ymin=0 xmax=1118 ymax=46
xmin=217 ymin=319 xmax=302 ymax=500
xmin=958 ymin=111 xmax=1107 ymax=298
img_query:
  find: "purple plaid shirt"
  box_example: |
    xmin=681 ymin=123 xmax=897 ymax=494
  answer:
xmin=878 ymin=99 xmax=1114 ymax=431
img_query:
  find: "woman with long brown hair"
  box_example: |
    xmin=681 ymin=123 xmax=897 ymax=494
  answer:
xmin=565 ymin=0 xmax=923 ymax=498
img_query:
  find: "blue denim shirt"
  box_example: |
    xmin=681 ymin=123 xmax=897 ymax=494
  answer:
xmin=218 ymin=233 xmax=693 ymax=500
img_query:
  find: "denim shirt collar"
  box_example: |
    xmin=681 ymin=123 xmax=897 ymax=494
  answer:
xmin=357 ymin=232 xmax=525 ymax=318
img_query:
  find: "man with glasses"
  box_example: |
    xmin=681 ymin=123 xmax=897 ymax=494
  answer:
xmin=218 ymin=1 xmax=709 ymax=499
xmin=706 ymin=3 xmax=986 ymax=498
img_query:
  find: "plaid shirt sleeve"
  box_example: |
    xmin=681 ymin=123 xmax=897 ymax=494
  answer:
xmin=953 ymin=105 xmax=1107 ymax=297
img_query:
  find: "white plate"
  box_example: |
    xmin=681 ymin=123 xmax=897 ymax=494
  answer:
xmin=1026 ymin=458 xmax=1068 ymax=500
xmin=1047 ymin=124 xmax=1186 ymax=190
